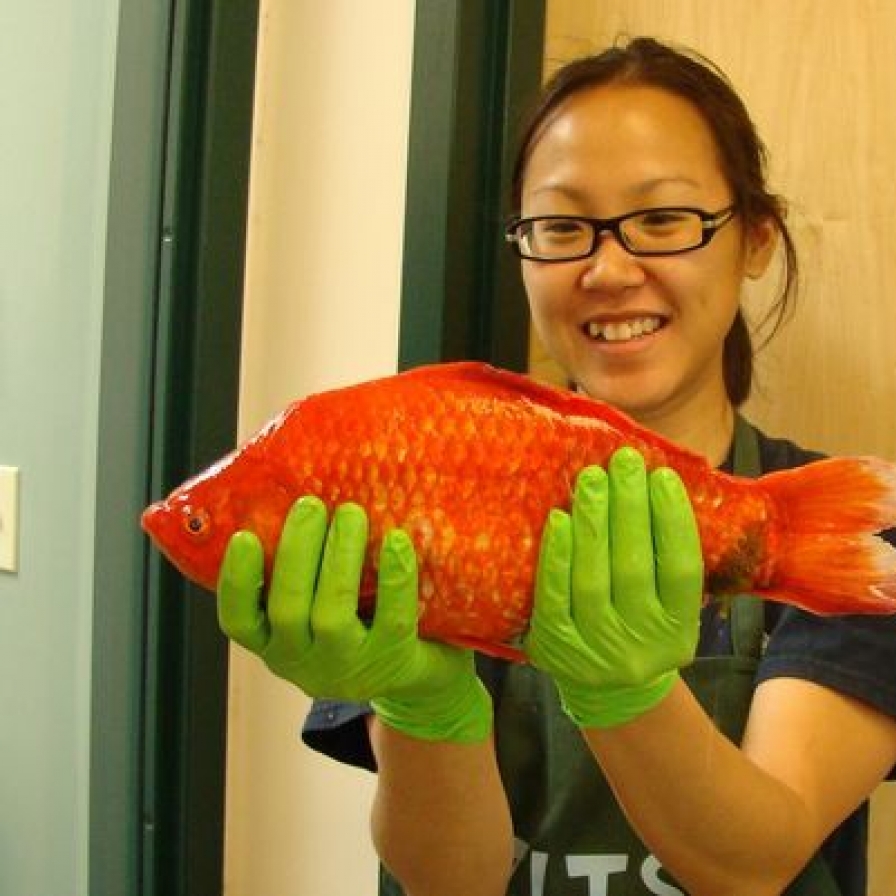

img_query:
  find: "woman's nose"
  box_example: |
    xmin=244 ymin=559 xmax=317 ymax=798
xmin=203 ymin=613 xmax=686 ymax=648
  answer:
xmin=580 ymin=233 xmax=647 ymax=291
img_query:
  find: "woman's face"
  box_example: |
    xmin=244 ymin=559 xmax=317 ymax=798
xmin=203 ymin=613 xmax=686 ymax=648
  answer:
xmin=520 ymin=84 xmax=774 ymax=429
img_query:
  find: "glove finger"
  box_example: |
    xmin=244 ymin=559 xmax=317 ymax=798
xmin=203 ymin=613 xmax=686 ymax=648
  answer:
xmin=369 ymin=534 xmax=475 ymax=688
xmin=527 ymin=509 xmax=602 ymax=678
xmin=310 ymin=502 xmax=369 ymax=649
xmin=217 ymin=530 xmax=269 ymax=653
xmin=530 ymin=508 xmax=573 ymax=633
xmin=570 ymin=465 xmax=612 ymax=633
xmin=266 ymin=496 xmax=329 ymax=653
xmin=368 ymin=528 xmax=419 ymax=646
xmin=608 ymin=448 xmax=657 ymax=618
xmin=650 ymin=467 xmax=704 ymax=623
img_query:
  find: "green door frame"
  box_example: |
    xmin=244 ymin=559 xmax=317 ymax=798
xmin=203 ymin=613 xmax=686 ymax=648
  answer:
xmin=399 ymin=0 xmax=546 ymax=371
xmin=92 ymin=1 xmax=258 ymax=894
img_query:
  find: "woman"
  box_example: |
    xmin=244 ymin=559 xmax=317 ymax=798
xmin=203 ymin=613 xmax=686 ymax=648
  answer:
xmin=219 ymin=38 xmax=896 ymax=895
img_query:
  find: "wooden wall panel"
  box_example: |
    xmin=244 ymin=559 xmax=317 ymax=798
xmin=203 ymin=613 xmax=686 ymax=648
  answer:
xmin=538 ymin=3 xmax=896 ymax=892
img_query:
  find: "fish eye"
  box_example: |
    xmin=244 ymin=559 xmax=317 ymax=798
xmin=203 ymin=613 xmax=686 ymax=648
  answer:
xmin=182 ymin=507 xmax=211 ymax=539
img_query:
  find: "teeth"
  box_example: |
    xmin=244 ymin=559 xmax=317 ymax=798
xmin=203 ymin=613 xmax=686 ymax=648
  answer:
xmin=587 ymin=316 xmax=663 ymax=342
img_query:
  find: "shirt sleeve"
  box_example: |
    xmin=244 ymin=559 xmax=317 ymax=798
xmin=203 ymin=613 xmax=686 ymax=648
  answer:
xmin=758 ymin=610 xmax=896 ymax=713
xmin=301 ymin=699 xmax=377 ymax=772
xmin=756 ymin=531 xmax=896 ymax=780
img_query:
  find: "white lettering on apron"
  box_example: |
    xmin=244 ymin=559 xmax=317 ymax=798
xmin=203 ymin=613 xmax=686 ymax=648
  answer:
xmin=641 ymin=855 xmax=686 ymax=896
xmin=530 ymin=849 xmax=548 ymax=895
xmin=566 ymin=854 xmax=629 ymax=895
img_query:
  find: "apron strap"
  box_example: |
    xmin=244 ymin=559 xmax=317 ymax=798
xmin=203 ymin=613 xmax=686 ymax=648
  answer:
xmin=732 ymin=412 xmax=761 ymax=478
xmin=731 ymin=593 xmax=765 ymax=659
xmin=730 ymin=414 xmax=765 ymax=660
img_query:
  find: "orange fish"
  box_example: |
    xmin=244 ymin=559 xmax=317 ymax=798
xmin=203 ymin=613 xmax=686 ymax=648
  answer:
xmin=142 ymin=362 xmax=896 ymax=661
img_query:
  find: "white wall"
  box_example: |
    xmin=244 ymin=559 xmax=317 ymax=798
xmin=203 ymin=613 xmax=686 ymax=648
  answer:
xmin=0 ymin=2 xmax=120 ymax=895
xmin=224 ymin=2 xmax=416 ymax=894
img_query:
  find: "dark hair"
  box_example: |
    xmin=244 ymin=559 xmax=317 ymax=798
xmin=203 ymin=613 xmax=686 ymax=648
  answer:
xmin=511 ymin=36 xmax=798 ymax=407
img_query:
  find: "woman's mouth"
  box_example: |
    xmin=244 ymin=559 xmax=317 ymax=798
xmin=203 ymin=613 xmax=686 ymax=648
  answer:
xmin=585 ymin=315 xmax=666 ymax=343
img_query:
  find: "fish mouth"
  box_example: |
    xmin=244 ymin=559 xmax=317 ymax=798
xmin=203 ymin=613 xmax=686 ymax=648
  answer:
xmin=583 ymin=314 xmax=668 ymax=344
xmin=141 ymin=501 xmax=179 ymax=567
xmin=141 ymin=502 xmax=165 ymax=539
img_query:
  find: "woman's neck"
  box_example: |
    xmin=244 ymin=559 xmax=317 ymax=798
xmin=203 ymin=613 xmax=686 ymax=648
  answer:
xmin=638 ymin=399 xmax=736 ymax=468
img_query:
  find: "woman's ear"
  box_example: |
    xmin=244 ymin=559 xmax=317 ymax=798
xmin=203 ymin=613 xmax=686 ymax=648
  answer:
xmin=743 ymin=216 xmax=779 ymax=280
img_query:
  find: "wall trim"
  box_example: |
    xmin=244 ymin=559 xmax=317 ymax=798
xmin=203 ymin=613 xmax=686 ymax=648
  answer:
xmin=92 ymin=1 xmax=259 ymax=894
xmin=399 ymin=0 xmax=546 ymax=371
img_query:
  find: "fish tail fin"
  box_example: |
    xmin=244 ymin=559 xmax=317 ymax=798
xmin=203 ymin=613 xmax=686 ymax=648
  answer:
xmin=758 ymin=533 xmax=896 ymax=614
xmin=762 ymin=456 xmax=896 ymax=535
xmin=759 ymin=457 xmax=896 ymax=614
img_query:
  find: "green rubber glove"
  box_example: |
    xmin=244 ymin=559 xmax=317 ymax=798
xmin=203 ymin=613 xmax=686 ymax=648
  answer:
xmin=218 ymin=496 xmax=492 ymax=743
xmin=524 ymin=447 xmax=703 ymax=729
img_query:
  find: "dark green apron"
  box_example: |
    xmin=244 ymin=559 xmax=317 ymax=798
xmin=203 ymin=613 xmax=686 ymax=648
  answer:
xmin=380 ymin=418 xmax=841 ymax=895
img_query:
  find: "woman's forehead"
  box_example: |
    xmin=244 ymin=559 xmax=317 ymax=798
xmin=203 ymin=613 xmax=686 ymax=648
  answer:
xmin=522 ymin=84 xmax=727 ymax=202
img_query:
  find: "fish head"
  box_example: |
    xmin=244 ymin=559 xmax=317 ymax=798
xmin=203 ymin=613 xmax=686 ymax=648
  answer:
xmin=141 ymin=450 xmax=295 ymax=592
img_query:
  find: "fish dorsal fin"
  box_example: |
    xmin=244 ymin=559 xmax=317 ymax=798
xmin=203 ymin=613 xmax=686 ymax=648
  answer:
xmin=401 ymin=361 xmax=663 ymax=445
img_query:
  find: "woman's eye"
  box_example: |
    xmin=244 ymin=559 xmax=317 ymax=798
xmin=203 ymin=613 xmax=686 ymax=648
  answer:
xmin=536 ymin=219 xmax=587 ymax=240
xmin=638 ymin=210 xmax=689 ymax=230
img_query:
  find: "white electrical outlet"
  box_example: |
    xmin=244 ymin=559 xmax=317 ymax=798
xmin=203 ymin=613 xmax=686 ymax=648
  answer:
xmin=0 ymin=466 xmax=20 ymax=573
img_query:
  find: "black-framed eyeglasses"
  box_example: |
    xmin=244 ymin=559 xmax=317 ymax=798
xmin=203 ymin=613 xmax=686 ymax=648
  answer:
xmin=504 ymin=205 xmax=738 ymax=262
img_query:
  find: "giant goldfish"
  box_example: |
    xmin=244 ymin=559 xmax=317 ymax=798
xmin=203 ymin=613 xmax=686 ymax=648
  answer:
xmin=142 ymin=362 xmax=896 ymax=661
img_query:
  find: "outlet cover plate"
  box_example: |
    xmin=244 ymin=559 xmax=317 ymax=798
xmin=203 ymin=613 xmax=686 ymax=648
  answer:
xmin=0 ymin=466 xmax=20 ymax=573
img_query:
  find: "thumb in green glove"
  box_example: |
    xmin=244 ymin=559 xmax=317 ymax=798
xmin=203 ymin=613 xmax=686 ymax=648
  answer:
xmin=217 ymin=496 xmax=492 ymax=743
xmin=524 ymin=447 xmax=703 ymax=728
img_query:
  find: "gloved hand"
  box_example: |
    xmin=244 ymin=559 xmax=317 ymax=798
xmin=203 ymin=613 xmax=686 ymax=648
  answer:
xmin=218 ymin=496 xmax=492 ymax=743
xmin=524 ymin=448 xmax=703 ymax=728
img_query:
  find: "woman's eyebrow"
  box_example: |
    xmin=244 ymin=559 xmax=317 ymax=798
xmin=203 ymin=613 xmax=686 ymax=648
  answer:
xmin=526 ymin=176 xmax=704 ymax=205
xmin=629 ymin=175 xmax=703 ymax=196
